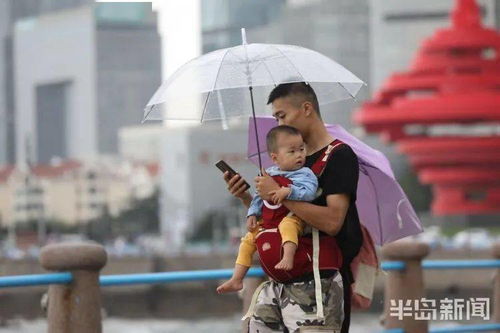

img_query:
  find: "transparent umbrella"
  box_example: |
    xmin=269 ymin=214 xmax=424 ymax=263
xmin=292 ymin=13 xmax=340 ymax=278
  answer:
xmin=144 ymin=29 xmax=365 ymax=170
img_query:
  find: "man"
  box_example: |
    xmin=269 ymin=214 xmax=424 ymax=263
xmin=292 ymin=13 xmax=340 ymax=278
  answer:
xmin=224 ymin=82 xmax=362 ymax=332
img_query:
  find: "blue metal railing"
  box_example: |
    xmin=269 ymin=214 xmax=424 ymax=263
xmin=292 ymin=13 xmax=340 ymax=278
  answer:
xmin=0 ymin=267 xmax=265 ymax=288
xmin=422 ymin=260 xmax=500 ymax=270
xmin=2 ymin=260 xmax=498 ymax=288
xmin=382 ymin=323 xmax=500 ymax=332
xmin=0 ymin=272 xmax=72 ymax=288
xmin=429 ymin=323 xmax=500 ymax=332
xmin=381 ymin=261 xmax=407 ymax=271
xmin=100 ymin=267 xmax=264 ymax=286
xmin=381 ymin=259 xmax=500 ymax=271
xmin=383 ymin=329 xmax=405 ymax=333
xmin=0 ymin=260 xmax=499 ymax=332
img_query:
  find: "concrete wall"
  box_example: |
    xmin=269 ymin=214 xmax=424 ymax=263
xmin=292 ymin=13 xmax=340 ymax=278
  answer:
xmin=14 ymin=6 xmax=97 ymax=164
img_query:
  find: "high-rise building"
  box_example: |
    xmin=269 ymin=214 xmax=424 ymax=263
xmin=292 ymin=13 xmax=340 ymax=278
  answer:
xmin=11 ymin=2 xmax=161 ymax=165
xmin=0 ymin=1 xmax=12 ymax=166
xmin=0 ymin=0 xmax=94 ymax=166
xmin=201 ymin=0 xmax=286 ymax=53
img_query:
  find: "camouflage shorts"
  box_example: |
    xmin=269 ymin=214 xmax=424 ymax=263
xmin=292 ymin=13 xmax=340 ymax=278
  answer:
xmin=248 ymin=272 xmax=344 ymax=332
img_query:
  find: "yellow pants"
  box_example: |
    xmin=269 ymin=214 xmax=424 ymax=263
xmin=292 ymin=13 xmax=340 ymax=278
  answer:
xmin=235 ymin=215 xmax=304 ymax=267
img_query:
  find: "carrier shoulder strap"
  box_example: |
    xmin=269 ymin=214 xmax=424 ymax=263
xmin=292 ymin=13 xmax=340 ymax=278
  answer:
xmin=309 ymin=138 xmax=344 ymax=320
xmin=310 ymin=139 xmax=344 ymax=177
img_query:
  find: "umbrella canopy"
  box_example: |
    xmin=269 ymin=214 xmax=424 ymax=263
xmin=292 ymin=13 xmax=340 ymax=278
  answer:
xmin=143 ymin=31 xmax=365 ymax=122
xmin=247 ymin=116 xmax=423 ymax=246
xmin=144 ymin=29 xmax=365 ymax=171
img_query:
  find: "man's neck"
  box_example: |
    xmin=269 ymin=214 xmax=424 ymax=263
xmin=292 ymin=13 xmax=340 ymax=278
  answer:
xmin=304 ymin=121 xmax=334 ymax=155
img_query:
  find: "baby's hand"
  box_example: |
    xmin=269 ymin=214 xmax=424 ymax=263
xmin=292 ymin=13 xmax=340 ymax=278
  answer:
xmin=269 ymin=186 xmax=291 ymax=204
xmin=247 ymin=215 xmax=258 ymax=232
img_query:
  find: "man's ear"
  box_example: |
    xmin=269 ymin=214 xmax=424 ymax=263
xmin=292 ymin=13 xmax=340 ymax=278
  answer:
xmin=303 ymin=101 xmax=314 ymax=117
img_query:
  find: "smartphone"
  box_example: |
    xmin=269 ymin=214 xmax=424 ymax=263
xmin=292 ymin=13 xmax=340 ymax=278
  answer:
xmin=215 ymin=160 xmax=250 ymax=190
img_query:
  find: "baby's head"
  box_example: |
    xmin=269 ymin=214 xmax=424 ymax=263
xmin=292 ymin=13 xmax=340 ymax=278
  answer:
xmin=266 ymin=125 xmax=306 ymax=171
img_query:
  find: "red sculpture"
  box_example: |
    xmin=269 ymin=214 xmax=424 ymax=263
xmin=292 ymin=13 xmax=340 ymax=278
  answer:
xmin=354 ymin=0 xmax=500 ymax=215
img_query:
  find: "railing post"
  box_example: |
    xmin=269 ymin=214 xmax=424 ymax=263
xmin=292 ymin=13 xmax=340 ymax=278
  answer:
xmin=493 ymin=243 xmax=500 ymax=323
xmin=382 ymin=240 xmax=430 ymax=333
xmin=40 ymin=242 xmax=107 ymax=333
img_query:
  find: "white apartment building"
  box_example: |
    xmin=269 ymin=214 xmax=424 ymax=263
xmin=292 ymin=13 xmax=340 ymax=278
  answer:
xmin=0 ymin=159 xmax=159 ymax=228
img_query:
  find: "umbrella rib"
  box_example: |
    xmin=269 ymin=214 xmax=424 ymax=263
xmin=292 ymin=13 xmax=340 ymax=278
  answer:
xmin=200 ymin=48 xmax=233 ymax=122
xmin=238 ymin=59 xmax=274 ymax=84
xmin=248 ymin=60 xmax=265 ymax=77
xmin=226 ymin=47 xmax=246 ymax=63
xmin=337 ymin=82 xmax=357 ymax=101
xmin=200 ymin=91 xmax=213 ymax=123
xmin=142 ymin=104 xmax=156 ymax=123
xmin=248 ymin=151 xmax=265 ymax=159
xmin=366 ymin=171 xmax=384 ymax=244
xmin=270 ymin=45 xmax=307 ymax=82
xmin=259 ymin=58 xmax=278 ymax=86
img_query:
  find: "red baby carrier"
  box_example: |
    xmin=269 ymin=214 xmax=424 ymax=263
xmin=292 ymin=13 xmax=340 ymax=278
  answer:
xmin=255 ymin=173 xmax=343 ymax=283
xmin=253 ymin=139 xmax=378 ymax=320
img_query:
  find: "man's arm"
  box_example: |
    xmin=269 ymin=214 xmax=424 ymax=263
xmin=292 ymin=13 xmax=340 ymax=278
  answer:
xmin=282 ymin=193 xmax=350 ymax=236
xmin=224 ymin=172 xmax=252 ymax=208
xmin=239 ymin=192 xmax=252 ymax=209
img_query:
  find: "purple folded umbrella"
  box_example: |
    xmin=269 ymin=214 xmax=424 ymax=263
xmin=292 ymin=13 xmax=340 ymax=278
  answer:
xmin=247 ymin=116 xmax=423 ymax=245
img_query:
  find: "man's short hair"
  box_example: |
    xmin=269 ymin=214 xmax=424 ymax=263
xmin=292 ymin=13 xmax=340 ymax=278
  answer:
xmin=267 ymin=82 xmax=321 ymax=118
xmin=266 ymin=125 xmax=302 ymax=154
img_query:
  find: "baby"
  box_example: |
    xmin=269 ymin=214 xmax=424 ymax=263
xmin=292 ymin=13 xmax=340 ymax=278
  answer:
xmin=217 ymin=125 xmax=318 ymax=293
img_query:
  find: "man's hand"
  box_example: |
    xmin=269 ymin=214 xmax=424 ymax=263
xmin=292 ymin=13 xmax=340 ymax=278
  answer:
xmin=246 ymin=215 xmax=258 ymax=232
xmin=269 ymin=186 xmax=291 ymax=205
xmin=223 ymin=172 xmax=252 ymax=208
xmin=254 ymin=169 xmax=280 ymax=201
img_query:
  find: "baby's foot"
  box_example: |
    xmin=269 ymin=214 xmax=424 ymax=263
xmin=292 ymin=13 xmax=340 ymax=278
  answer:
xmin=216 ymin=278 xmax=243 ymax=294
xmin=275 ymin=256 xmax=294 ymax=271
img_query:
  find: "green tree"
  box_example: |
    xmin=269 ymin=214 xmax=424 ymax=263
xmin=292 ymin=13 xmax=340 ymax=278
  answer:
xmin=87 ymin=189 xmax=160 ymax=241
